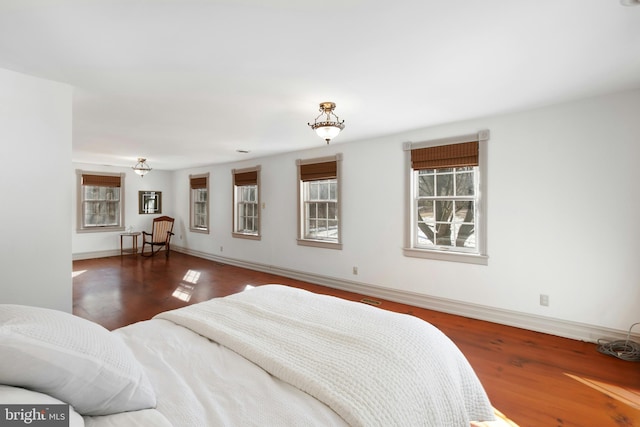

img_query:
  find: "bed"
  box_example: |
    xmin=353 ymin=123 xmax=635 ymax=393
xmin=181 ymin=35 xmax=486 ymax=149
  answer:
xmin=0 ymin=284 xmax=496 ymax=426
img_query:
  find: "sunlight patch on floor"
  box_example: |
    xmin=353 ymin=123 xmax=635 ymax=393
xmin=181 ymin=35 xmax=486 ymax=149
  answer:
xmin=72 ymin=270 xmax=87 ymax=278
xmin=471 ymin=407 xmax=519 ymax=427
xmin=182 ymin=269 xmax=201 ymax=284
xmin=172 ymin=284 xmax=195 ymax=302
xmin=565 ymin=373 xmax=640 ymax=410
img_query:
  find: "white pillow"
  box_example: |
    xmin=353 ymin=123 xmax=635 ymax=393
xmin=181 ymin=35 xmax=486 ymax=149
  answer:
xmin=0 ymin=385 xmax=85 ymax=427
xmin=0 ymin=305 xmax=156 ymax=416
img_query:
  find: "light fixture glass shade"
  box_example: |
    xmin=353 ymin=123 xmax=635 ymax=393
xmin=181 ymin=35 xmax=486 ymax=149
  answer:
xmin=315 ymin=125 xmax=342 ymax=141
xmin=132 ymin=158 xmax=152 ymax=177
xmin=308 ymin=102 xmax=345 ymax=144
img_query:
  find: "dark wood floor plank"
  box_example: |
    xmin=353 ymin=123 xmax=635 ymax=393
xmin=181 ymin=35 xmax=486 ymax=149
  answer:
xmin=72 ymin=252 xmax=640 ymax=427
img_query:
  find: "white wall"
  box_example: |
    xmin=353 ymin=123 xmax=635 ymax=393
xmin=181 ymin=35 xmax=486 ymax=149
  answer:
xmin=172 ymin=89 xmax=640 ymax=335
xmin=0 ymin=68 xmax=73 ymax=312
xmin=72 ymin=164 xmax=174 ymax=257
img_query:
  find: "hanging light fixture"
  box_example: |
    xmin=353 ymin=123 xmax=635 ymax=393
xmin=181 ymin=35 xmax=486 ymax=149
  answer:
xmin=308 ymin=102 xmax=345 ymax=144
xmin=132 ymin=158 xmax=152 ymax=177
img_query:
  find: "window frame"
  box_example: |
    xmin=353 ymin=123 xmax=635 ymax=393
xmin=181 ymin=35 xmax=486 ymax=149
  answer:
xmin=189 ymin=173 xmax=210 ymax=234
xmin=232 ymin=165 xmax=261 ymax=240
xmin=76 ymin=170 xmax=126 ymax=233
xmin=403 ymin=130 xmax=489 ymax=265
xmin=296 ymin=154 xmax=343 ymax=250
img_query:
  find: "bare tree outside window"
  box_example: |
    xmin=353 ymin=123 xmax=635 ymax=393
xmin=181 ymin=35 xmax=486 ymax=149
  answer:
xmin=416 ymin=167 xmax=476 ymax=249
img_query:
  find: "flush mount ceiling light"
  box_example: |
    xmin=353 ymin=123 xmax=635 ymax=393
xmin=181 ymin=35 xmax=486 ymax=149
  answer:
xmin=621 ymin=0 xmax=640 ymax=5
xmin=308 ymin=102 xmax=345 ymax=144
xmin=132 ymin=158 xmax=152 ymax=177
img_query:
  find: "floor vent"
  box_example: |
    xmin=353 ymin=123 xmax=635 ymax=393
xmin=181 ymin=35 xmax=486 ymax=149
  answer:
xmin=360 ymin=298 xmax=381 ymax=306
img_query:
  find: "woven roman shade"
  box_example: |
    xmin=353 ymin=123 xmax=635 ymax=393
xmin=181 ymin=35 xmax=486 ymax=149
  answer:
xmin=300 ymin=160 xmax=337 ymax=181
xmin=190 ymin=176 xmax=207 ymax=189
xmin=234 ymin=170 xmax=258 ymax=186
xmin=411 ymin=141 xmax=479 ymax=170
xmin=82 ymin=174 xmax=121 ymax=187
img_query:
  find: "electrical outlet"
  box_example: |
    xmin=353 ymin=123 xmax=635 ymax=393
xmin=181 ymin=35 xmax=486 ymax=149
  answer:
xmin=352 ymin=266 xmax=358 ymax=275
xmin=220 ymin=246 xmax=223 ymax=252
xmin=539 ymin=294 xmax=549 ymax=306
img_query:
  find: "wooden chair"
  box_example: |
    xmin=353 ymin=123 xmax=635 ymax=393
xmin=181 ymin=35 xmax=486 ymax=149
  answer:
xmin=141 ymin=216 xmax=175 ymax=257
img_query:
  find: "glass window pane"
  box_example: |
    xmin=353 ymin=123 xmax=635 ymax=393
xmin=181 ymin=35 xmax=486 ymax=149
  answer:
xmin=435 ymin=223 xmax=453 ymax=246
xmin=418 ymin=174 xmax=434 ymax=197
xmin=319 ymin=182 xmax=328 ymax=200
xmin=436 ymin=174 xmax=454 ymax=196
xmin=328 ymin=220 xmax=338 ymax=236
xmin=318 ymin=203 xmax=327 ymax=219
xmin=417 ymin=200 xmax=434 ymax=222
xmin=454 ymin=223 xmax=476 ymax=248
xmin=105 ymin=188 xmax=116 ymax=200
xmin=417 ymin=223 xmax=435 ymax=246
xmin=194 ymin=188 xmax=207 ymax=202
xmin=328 ymin=203 xmax=337 ymax=219
xmin=454 ymin=201 xmax=474 ymax=222
xmin=435 ymin=200 xmax=453 ymax=221
xmin=307 ymin=203 xmax=316 ymax=219
xmin=455 ymin=172 xmax=474 ymax=196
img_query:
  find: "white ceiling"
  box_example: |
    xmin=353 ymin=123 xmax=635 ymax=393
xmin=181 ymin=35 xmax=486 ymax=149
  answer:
xmin=1 ymin=0 xmax=639 ymax=170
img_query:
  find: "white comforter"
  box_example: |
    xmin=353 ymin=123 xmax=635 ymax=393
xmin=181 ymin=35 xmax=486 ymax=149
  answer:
xmin=112 ymin=316 xmax=346 ymax=426
xmin=152 ymin=285 xmax=495 ymax=427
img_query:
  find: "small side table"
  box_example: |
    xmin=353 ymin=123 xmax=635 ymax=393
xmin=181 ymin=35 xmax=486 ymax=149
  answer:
xmin=120 ymin=232 xmax=141 ymax=256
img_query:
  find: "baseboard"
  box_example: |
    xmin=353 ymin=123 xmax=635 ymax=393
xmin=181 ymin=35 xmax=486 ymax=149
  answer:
xmin=173 ymin=245 xmax=639 ymax=344
xmin=73 ymin=250 xmax=121 ymax=260
xmin=72 ymin=247 xmax=170 ymax=260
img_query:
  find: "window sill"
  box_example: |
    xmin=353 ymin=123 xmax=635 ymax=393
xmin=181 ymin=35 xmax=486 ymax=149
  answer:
xmin=77 ymin=226 xmax=125 ymax=233
xmin=189 ymin=228 xmax=209 ymax=234
xmin=403 ymin=247 xmax=488 ymax=265
xmin=232 ymin=232 xmax=261 ymax=241
xmin=297 ymin=239 xmax=343 ymax=250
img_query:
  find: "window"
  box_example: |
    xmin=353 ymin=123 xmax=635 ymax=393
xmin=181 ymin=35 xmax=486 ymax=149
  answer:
xmin=297 ymin=154 xmax=342 ymax=249
xmin=76 ymin=171 xmax=125 ymax=232
xmin=416 ymin=167 xmax=476 ymax=248
xmin=232 ymin=166 xmax=261 ymax=240
xmin=190 ymin=173 xmax=209 ymax=233
xmin=404 ymin=130 xmax=489 ymax=264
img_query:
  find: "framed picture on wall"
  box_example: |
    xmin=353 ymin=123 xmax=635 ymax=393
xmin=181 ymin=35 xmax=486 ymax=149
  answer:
xmin=139 ymin=191 xmax=162 ymax=214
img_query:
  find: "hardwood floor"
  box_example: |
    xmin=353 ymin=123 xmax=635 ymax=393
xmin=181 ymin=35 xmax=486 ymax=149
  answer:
xmin=73 ymin=251 xmax=640 ymax=427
